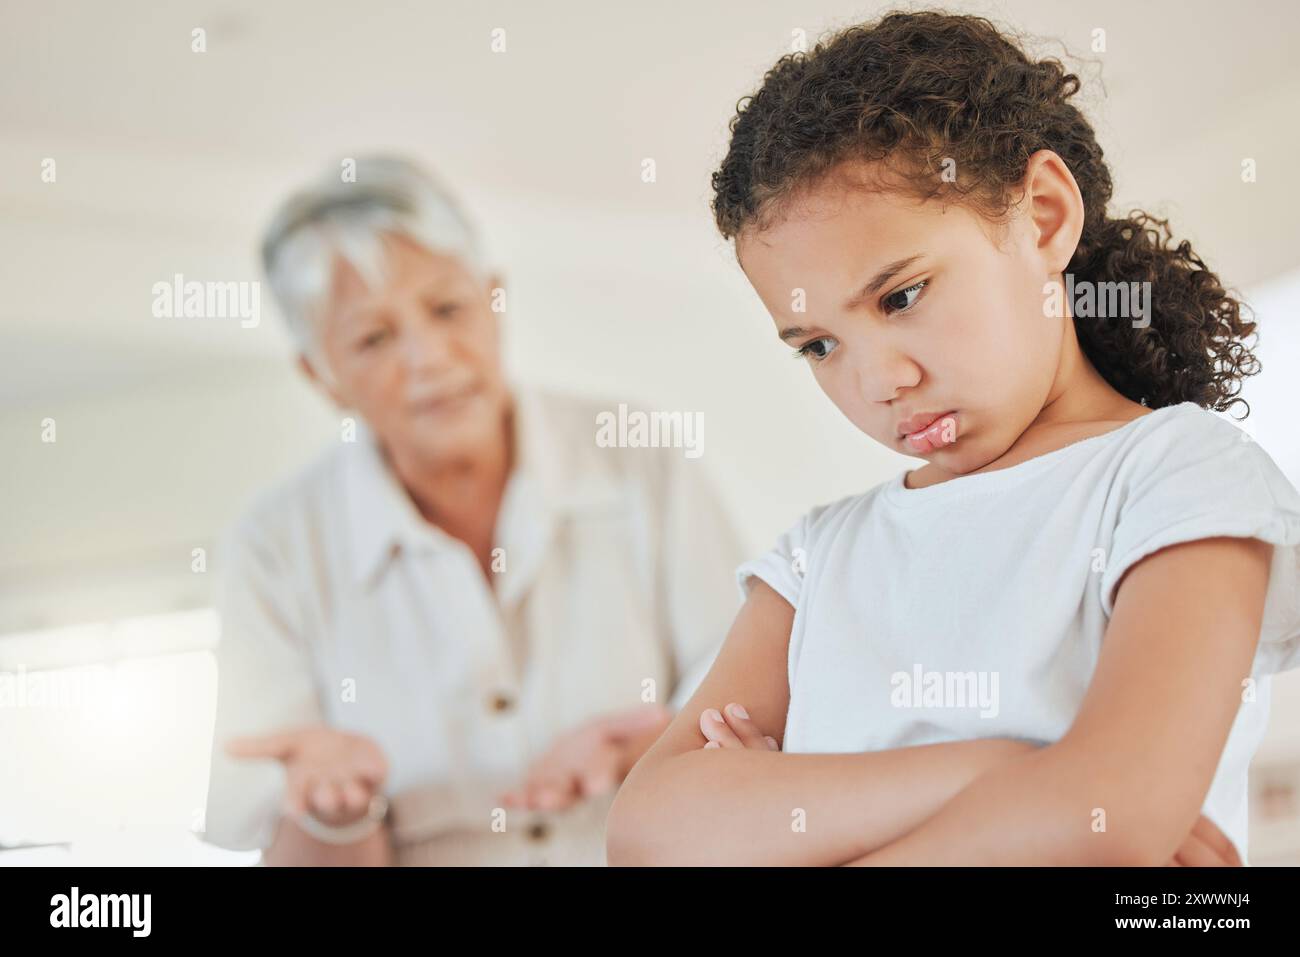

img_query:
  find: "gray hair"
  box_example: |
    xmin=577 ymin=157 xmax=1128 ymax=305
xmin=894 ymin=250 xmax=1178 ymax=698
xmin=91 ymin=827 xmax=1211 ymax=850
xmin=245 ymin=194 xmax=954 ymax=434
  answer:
xmin=260 ymin=155 xmax=487 ymax=358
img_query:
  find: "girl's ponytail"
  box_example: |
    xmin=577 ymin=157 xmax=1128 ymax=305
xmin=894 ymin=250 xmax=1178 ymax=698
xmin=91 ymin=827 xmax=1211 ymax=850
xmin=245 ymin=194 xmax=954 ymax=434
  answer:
xmin=1068 ymin=210 xmax=1258 ymax=414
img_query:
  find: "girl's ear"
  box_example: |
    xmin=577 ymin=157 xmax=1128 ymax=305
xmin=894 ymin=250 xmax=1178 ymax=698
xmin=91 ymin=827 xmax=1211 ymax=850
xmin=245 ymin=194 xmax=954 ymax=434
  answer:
xmin=1022 ymin=149 xmax=1085 ymax=275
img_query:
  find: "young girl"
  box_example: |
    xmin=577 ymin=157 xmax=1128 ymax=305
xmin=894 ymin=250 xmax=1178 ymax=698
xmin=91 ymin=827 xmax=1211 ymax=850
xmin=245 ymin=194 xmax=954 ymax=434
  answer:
xmin=607 ymin=10 xmax=1300 ymax=866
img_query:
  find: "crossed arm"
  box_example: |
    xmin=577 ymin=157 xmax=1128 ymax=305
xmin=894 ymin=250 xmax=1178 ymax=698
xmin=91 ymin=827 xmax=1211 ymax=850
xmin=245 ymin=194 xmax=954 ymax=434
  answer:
xmin=606 ymin=536 xmax=1271 ymax=866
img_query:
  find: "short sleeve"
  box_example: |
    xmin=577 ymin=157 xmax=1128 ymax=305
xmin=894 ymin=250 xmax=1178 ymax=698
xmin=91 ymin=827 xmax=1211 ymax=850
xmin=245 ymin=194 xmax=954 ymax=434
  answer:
xmin=1100 ymin=414 xmax=1300 ymax=676
xmin=735 ymin=505 xmax=827 ymax=609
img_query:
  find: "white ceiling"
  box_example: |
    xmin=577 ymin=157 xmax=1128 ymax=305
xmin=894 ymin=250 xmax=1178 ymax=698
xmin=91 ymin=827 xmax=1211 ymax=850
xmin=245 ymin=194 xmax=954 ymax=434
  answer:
xmin=2 ymin=0 xmax=1299 ymax=403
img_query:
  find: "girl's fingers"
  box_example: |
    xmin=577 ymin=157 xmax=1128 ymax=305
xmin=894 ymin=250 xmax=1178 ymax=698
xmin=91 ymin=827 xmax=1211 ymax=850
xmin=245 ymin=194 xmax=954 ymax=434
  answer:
xmin=1191 ymin=814 xmax=1242 ymax=866
xmin=699 ymin=705 xmax=778 ymax=751
xmin=699 ymin=708 xmax=743 ymax=748
xmin=1173 ymin=832 xmax=1227 ymax=867
xmin=722 ymin=703 xmax=769 ymax=750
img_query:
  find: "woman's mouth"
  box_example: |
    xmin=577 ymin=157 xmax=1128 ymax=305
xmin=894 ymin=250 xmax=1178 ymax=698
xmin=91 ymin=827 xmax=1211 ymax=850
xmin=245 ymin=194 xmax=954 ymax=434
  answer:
xmin=409 ymin=383 xmax=479 ymax=416
xmin=901 ymin=410 xmax=959 ymax=454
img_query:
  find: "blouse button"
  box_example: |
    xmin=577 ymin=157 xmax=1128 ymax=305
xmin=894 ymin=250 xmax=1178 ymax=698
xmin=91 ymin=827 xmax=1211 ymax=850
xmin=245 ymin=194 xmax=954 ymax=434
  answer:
xmin=488 ymin=691 xmax=515 ymax=714
xmin=527 ymin=820 xmax=550 ymax=842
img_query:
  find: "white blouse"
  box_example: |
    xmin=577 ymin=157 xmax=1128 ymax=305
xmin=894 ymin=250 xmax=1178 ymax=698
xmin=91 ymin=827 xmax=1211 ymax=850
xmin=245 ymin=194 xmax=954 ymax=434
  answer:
xmin=203 ymin=385 xmax=745 ymax=865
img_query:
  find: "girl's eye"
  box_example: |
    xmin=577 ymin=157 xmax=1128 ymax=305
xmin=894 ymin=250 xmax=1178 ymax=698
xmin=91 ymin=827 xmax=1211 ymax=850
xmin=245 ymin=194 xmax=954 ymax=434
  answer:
xmin=794 ymin=336 xmax=838 ymax=363
xmin=882 ymin=279 xmax=928 ymax=314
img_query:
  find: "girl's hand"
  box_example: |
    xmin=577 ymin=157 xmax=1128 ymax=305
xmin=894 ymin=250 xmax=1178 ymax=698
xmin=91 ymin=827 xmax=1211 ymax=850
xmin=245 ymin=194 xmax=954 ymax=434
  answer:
xmin=226 ymin=726 xmax=388 ymax=827
xmin=699 ymin=706 xmax=1239 ymax=867
xmin=699 ymin=702 xmax=780 ymax=751
xmin=1166 ymin=814 xmax=1243 ymax=866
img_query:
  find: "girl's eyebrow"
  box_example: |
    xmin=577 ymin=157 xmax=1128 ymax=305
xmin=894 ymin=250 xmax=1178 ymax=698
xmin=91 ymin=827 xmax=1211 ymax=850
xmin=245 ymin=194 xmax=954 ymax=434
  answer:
xmin=843 ymin=253 xmax=925 ymax=310
xmin=777 ymin=252 xmax=926 ymax=341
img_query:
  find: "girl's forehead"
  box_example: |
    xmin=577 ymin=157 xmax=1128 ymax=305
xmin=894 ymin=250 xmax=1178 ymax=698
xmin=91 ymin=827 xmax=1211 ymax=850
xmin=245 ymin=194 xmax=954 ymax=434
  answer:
xmin=739 ymin=187 xmax=982 ymax=278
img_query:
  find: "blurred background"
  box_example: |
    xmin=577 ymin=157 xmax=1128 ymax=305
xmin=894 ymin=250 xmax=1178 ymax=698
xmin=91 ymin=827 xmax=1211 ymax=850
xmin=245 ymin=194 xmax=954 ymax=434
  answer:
xmin=2 ymin=0 xmax=1298 ymax=865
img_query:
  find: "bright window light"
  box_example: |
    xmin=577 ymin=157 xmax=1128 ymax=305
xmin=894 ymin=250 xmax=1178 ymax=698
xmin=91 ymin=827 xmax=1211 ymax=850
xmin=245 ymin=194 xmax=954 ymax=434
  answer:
xmin=0 ymin=608 xmax=258 ymax=866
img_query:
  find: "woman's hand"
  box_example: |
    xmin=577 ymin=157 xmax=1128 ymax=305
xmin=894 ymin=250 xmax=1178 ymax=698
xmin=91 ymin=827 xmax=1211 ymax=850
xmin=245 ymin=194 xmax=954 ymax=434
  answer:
xmin=226 ymin=726 xmax=388 ymax=827
xmin=699 ymin=702 xmax=780 ymax=751
xmin=499 ymin=705 xmax=672 ymax=812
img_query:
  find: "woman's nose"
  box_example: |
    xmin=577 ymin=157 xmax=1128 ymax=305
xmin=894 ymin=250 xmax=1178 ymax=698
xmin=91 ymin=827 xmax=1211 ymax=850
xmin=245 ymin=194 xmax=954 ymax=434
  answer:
xmin=398 ymin=312 xmax=454 ymax=375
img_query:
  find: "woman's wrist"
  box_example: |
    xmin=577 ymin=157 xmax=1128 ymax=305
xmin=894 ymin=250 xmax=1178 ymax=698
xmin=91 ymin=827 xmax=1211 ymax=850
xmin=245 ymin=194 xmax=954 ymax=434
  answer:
xmin=295 ymin=793 xmax=390 ymax=846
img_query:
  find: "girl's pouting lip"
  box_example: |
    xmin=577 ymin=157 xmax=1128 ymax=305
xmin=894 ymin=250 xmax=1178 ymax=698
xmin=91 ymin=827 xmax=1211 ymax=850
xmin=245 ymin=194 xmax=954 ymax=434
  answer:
xmin=902 ymin=410 xmax=959 ymax=454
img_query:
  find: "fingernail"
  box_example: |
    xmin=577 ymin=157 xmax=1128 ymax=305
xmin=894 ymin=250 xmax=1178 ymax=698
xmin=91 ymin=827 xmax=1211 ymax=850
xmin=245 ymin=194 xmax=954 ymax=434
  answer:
xmin=703 ymin=741 xmax=720 ymax=749
xmin=704 ymin=708 xmax=723 ymax=723
xmin=765 ymin=736 xmax=778 ymax=750
xmin=728 ymin=704 xmax=749 ymax=720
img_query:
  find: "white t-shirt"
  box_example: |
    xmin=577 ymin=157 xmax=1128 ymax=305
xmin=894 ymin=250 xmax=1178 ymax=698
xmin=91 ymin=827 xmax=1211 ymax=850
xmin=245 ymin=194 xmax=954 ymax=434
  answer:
xmin=736 ymin=401 xmax=1300 ymax=862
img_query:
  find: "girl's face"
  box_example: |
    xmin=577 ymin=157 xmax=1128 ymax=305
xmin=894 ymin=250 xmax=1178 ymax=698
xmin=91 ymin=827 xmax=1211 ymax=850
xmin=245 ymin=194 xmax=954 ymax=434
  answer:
xmin=735 ymin=161 xmax=1067 ymax=474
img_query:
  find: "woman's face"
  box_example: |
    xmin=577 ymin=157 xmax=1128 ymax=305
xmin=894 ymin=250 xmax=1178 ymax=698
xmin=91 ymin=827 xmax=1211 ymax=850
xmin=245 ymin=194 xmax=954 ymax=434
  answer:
xmin=311 ymin=232 xmax=510 ymax=464
xmin=735 ymin=160 xmax=1069 ymax=474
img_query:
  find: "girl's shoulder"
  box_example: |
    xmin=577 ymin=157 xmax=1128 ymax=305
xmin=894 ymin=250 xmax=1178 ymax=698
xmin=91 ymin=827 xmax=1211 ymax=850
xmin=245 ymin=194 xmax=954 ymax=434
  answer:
xmin=1128 ymin=398 xmax=1246 ymax=441
xmin=792 ymin=481 xmax=896 ymax=537
xmin=1098 ymin=402 xmax=1300 ymax=677
xmin=1041 ymin=400 xmax=1246 ymax=476
xmin=735 ymin=483 xmax=892 ymax=608
xmin=1090 ymin=400 xmax=1300 ymax=561
xmin=1111 ymin=401 xmax=1287 ymax=492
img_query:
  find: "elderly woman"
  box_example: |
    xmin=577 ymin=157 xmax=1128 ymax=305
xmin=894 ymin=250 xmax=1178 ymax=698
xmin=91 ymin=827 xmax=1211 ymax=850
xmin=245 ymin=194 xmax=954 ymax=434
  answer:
xmin=202 ymin=156 xmax=744 ymax=865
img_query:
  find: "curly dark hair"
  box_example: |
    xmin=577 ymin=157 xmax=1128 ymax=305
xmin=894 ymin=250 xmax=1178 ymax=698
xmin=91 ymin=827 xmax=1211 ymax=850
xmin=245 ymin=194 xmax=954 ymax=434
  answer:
xmin=710 ymin=10 xmax=1259 ymax=416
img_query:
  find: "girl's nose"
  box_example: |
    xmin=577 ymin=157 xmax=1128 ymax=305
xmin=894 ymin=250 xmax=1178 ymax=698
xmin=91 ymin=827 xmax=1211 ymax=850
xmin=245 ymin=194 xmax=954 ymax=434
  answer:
xmin=861 ymin=349 xmax=922 ymax=404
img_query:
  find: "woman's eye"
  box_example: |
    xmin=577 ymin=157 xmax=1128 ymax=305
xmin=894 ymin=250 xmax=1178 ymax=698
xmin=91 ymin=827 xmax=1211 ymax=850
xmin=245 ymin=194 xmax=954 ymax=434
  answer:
xmin=429 ymin=301 xmax=461 ymax=319
xmin=357 ymin=329 xmax=390 ymax=350
xmin=794 ymin=337 xmax=838 ymax=362
xmin=882 ymin=280 xmax=928 ymax=314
